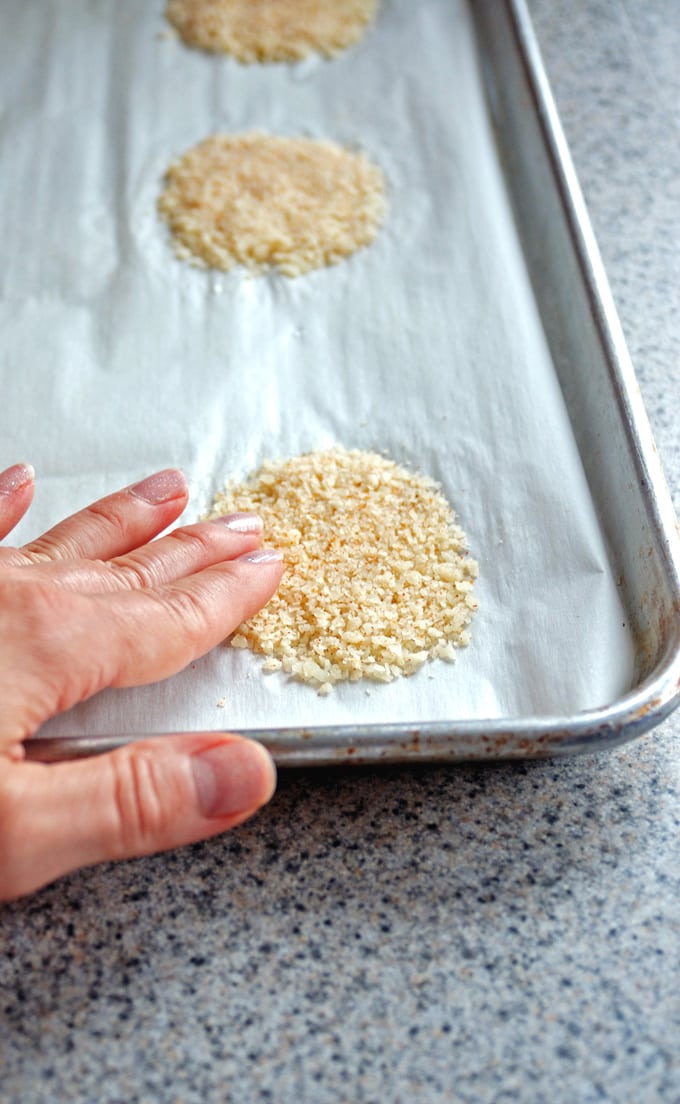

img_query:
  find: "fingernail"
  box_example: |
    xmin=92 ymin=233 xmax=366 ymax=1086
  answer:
xmin=192 ymin=740 xmax=276 ymax=818
xmin=0 ymin=463 xmax=34 ymax=495
xmin=211 ymin=512 xmax=263 ymax=534
xmin=129 ymin=469 xmax=187 ymax=505
xmin=239 ymin=548 xmax=283 ymax=564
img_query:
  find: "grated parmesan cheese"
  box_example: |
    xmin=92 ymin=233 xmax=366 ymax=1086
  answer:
xmin=207 ymin=448 xmax=479 ymax=693
xmin=166 ymin=0 xmax=380 ymax=62
xmin=158 ymin=132 xmax=386 ymax=276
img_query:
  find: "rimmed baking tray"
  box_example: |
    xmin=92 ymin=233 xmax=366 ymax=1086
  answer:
xmin=4 ymin=0 xmax=679 ymax=764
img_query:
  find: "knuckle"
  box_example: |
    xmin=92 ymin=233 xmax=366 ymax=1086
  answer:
xmin=86 ymin=501 xmax=129 ymax=543
xmin=171 ymin=524 xmax=210 ymax=547
xmin=168 ymin=526 xmax=222 ymax=561
xmin=22 ymin=533 xmax=70 ymax=563
xmin=107 ymin=749 xmax=175 ymax=858
xmin=162 ymin=584 xmax=216 ymax=641
xmin=110 ymin=556 xmax=155 ymax=591
xmin=0 ymin=550 xmax=31 ymax=569
xmin=111 ymin=528 xmax=220 ymax=592
xmin=27 ymin=503 xmax=128 ymax=562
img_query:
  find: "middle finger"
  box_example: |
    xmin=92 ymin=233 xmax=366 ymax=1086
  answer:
xmin=14 ymin=515 xmax=265 ymax=595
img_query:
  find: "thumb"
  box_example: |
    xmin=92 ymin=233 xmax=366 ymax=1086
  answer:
xmin=0 ymin=733 xmax=276 ymax=901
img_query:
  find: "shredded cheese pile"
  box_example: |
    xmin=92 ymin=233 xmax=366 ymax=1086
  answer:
xmin=158 ymin=132 xmax=386 ymax=276
xmin=208 ymin=448 xmax=479 ymax=693
xmin=166 ymin=0 xmax=380 ymax=62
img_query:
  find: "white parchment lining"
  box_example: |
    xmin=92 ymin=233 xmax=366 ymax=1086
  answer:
xmin=0 ymin=0 xmax=634 ymax=738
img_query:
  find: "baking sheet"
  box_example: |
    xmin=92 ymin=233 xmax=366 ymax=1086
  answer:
xmin=0 ymin=0 xmax=635 ymax=739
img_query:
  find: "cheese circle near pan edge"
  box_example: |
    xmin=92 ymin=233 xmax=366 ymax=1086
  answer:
xmin=207 ymin=448 xmax=479 ymax=694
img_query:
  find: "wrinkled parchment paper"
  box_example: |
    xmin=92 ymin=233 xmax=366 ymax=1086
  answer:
xmin=0 ymin=0 xmax=634 ymax=739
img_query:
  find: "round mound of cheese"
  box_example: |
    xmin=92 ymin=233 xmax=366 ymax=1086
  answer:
xmin=158 ymin=132 xmax=386 ymax=276
xmin=166 ymin=0 xmax=379 ymax=62
xmin=207 ymin=448 xmax=479 ymax=693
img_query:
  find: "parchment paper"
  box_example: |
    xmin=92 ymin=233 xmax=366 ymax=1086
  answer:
xmin=0 ymin=0 xmax=634 ymax=738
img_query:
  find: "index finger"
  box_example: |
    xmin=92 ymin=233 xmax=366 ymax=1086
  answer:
xmin=15 ymin=469 xmax=189 ymax=566
xmin=0 ymin=463 xmax=35 ymax=543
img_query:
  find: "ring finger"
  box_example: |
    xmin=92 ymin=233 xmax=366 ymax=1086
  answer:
xmin=9 ymin=514 xmax=266 ymax=595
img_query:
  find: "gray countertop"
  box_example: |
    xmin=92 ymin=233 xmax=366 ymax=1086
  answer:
xmin=1 ymin=2 xmax=679 ymax=1102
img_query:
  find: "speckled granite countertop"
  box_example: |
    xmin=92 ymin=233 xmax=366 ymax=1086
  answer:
xmin=1 ymin=2 xmax=679 ymax=1102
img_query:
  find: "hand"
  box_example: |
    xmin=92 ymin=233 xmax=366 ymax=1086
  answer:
xmin=0 ymin=463 xmax=283 ymax=901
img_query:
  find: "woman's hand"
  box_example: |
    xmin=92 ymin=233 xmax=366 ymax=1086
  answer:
xmin=0 ymin=463 xmax=283 ymax=901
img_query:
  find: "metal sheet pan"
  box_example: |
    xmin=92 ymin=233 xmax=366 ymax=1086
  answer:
xmin=3 ymin=0 xmax=679 ymax=764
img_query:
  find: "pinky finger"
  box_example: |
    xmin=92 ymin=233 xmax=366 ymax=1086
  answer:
xmin=0 ymin=464 xmax=35 ymax=542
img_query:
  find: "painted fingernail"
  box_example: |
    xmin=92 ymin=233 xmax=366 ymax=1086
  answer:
xmin=0 ymin=463 xmax=34 ymax=495
xmin=239 ymin=548 xmax=283 ymax=564
xmin=192 ymin=739 xmax=276 ymax=819
xmin=129 ymin=469 xmax=187 ymax=505
xmin=211 ymin=512 xmax=263 ymax=534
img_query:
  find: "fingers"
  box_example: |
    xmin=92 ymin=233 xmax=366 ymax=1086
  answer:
xmin=17 ymin=469 xmax=189 ymax=566
xmin=108 ymin=514 xmax=265 ymax=592
xmin=104 ymin=551 xmax=284 ymax=688
xmin=0 ymin=463 xmax=34 ymax=542
xmin=20 ymin=514 xmax=266 ymax=596
xmin=0 ymin=551 xmax=283 ymax=740
xmin=0 ymin=733 xmax=276 ymax=900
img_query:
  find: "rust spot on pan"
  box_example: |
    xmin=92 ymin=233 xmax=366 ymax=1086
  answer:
xmin=633 ymin=697 xmax=663 ymax=720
